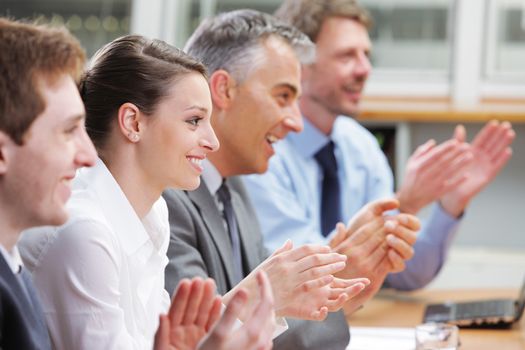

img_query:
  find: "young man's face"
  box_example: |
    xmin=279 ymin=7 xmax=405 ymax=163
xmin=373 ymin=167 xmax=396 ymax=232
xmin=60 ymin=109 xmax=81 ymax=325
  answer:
xmin=1 ymin=74 xmax=97 ymax=229
xmin=302 ymin=17 xmax=372 ymax=118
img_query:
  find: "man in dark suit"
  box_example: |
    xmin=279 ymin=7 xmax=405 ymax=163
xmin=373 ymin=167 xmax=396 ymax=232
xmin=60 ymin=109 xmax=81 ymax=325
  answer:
xmin=164 ymin=9 xmax=420 ymax=349
xmin=0 ymin=18 xmax=97 ymax=349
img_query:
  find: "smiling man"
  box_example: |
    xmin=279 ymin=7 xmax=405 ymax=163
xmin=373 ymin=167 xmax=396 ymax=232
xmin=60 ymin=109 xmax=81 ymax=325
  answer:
xmin=162 ymin=9 xmax=421 ymax=349
xmin=0 ymin=18 xmax=97 ymax=349
xmin=162 ymin=10 xmax=358 ymax=349
xmin=244 ymin=0 xmax=515 ymax=293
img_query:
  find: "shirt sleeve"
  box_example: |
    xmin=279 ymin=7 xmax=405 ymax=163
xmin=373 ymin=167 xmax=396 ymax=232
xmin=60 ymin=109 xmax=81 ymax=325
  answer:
xmin=31 ymin=219 xmax=144 ymax=350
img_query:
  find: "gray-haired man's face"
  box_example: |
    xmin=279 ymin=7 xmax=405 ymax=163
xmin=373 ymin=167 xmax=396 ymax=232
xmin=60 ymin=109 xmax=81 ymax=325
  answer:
xmin=215 ymin=36 xmax=304 ymax=176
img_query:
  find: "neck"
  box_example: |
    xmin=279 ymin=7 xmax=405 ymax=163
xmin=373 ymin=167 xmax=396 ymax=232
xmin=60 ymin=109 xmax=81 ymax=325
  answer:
xmin=99 ymin=149 xmax=160 ymax=220
xmin=0 ymin=202 xmax=24 ymax=252
xmin=207 ymin=111 xmax=240 ymax=178
xmin=0 ymin=232 xmax=19 ymax=253
xmin=299 ymin=95 xmax=337 ymax=136
xmin=207 ymin=151 xmax=235 ymax=178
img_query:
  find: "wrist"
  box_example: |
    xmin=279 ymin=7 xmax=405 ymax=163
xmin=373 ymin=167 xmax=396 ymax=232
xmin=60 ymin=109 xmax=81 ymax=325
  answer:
xmin=396 ymin=192 xmax=419 ymax=215
xmin=439 ymin=196 xmax=467 ymax=218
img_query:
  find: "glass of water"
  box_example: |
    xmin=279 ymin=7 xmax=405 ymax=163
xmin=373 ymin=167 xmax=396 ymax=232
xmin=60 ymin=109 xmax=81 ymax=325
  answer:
xmin=415 ymin=322 xmax=459 ymax=349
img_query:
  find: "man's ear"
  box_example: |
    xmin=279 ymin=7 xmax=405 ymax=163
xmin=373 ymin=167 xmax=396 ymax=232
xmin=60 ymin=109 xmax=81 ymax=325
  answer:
xmin=208 ymin=70 xmax=237 ymax=110
xmin=117 ymin=102 xmax=142 ymax=143
xmin=0 ymin=131 xmax=14 ymax=175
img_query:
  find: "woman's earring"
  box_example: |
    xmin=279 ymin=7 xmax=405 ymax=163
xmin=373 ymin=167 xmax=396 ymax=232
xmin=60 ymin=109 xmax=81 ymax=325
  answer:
xmin=128 ymin=133 xmax=139 ymax=142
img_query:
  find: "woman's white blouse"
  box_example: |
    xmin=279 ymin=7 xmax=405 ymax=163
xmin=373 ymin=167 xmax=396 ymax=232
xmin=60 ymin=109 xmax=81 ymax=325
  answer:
xmin=19 ymin=158 xmax=171 ymax=350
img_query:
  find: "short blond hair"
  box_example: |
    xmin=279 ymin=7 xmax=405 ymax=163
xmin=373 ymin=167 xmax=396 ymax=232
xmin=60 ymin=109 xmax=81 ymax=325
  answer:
xmin=275 ymin=0 xmax=372 ymax=42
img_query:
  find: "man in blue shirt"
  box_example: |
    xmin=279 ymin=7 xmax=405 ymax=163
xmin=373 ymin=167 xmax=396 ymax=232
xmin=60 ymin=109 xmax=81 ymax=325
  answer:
xmin=244 ymin=0 xmax=515 ymax=303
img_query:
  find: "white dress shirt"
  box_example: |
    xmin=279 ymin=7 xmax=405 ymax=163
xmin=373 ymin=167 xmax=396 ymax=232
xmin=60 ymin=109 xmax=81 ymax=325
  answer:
xmin=19 ymin=158 xmax=170 ymax=350
xmin=0 ymin=245 xmax=23 ymax=274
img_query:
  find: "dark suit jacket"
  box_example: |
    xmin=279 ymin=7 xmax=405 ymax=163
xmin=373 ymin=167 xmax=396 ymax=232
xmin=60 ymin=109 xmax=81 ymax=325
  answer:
xmin=0 ymin=253 xmax=51 ymax=350
xmin=163 ymin=176 xmax=350 ymax=350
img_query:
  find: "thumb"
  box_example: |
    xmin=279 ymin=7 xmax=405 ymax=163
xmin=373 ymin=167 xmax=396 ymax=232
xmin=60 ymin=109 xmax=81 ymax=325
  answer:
xmin=454 ymin=124 xmax=466 ymax=143
xmin=368 ymin=197 xmax=400 ymax=216
xmin=269 ymin=239 xmax=293 ymax=257
xmin=329 ymin=222 xmax=347 ymax=249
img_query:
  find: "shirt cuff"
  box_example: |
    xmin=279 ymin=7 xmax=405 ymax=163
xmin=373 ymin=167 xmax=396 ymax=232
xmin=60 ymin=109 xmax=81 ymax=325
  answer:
xmin=273 ymin=316 xmax=289 ymax=339
xmin=424 ymin=203 xmax=462 ymax=252
xmin=221 ymin=304 xmax=288 ymax=339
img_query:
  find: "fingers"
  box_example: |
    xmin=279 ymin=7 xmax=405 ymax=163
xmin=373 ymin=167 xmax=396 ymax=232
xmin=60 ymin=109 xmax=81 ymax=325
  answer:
xmin=422 ymin=140 xmax=470 ymax=178
xmin=366 ymin=198 xmax=400 ymax=216
xmin=472 ymin=120 xmax=500 ymax=151
xmin=394 ymin=213 xmax=421 ymax=231
xmin=243 ymin=271 xmax=275 ymax=341
xmin=327 ymin=282 xmax=368 ymax=308
xmin=346 ymin=198 xmax=399 ymax=233
xmin=392 ymin=223 xmax=419 ymax=246
xmin=482 ymin=123 xmax=512 ymax=157
xmin=363 ymin=239 xmax=390 ymax=273
xmin=153 ymin=315 xmax=169 ymax=350
xmin=412 ymin=139 xmax=436 ymax=158
xmin=168 ymin=278 xmax=192 ymax=326
xmin=386 ymin=234 xmax=414 ymax=260
xmin=297 ymin=258 xmax=347 ymax=281
xmin=298 ymin=274 xmax=334 ymax=293
xmin=195 ymin=278 xmax=218 ymax=328
xmin=337 ymin=216 xmax=386 ymax=249
xmin=454 ymin=124 xmax=466 ymax=142
xmin=296 ymin=251 xmax=347 ymax=274
xmin=329 ymin=222 xmax=348 ymax=249
xmin=309 ymin=306 xmax=329 ymax=321
xmin=485 ymin=122 xmax=515 ymax=161
xmin=490 ymin=148 xmax=513 ymax=173
xmin=269 ymin=239 xmax=293 ymax=258
xmin=387 ymin=249 xmax=406 ymax=272
xmin=205 ymin=296 xmax=223 ymax=331
xmin=182 ymin=277 xmax=205 ymax=325
xmin=256 ymin=270 xmax=274 ymax=308
xmin=285 ymin=244 xmax=331 ymax=261
xmin=330 ymin=277 xmax=371 ymax=289
xmin=213 ymin=289 xmax=249 ymax=336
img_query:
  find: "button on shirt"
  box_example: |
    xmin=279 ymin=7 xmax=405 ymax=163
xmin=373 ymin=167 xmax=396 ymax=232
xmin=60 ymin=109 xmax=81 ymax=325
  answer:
xmin=19 ymin=158 xmax=170 ymax=350
xmin=244 ymin=116 xmax=461 ymax=290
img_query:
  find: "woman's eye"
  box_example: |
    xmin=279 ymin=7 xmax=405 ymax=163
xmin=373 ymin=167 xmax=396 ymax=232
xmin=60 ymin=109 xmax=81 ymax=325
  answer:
xmin=65 ymin=125 xmax=79 ymax=135
xmin=186 ymin=117 xmax=202 ymax=127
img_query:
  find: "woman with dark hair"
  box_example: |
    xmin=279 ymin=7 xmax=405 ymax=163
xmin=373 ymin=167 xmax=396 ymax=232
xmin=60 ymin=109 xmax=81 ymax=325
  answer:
xmin=19 ymin=35 xmax=275 ymax=350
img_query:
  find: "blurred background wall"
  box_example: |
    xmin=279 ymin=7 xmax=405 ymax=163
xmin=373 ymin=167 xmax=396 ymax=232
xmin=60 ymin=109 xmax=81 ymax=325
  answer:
xmin=2 ymin=0 xmax=524 ymax=256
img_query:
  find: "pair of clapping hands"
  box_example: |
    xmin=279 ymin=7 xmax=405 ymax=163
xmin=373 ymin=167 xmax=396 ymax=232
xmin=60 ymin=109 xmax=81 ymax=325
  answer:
xmin=155 ymin=197 xmax=418 ymax=350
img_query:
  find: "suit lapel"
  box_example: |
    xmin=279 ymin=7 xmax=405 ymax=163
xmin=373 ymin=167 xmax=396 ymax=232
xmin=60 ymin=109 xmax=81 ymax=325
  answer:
xmin=186 ymin=181 xmax=238 ymax=288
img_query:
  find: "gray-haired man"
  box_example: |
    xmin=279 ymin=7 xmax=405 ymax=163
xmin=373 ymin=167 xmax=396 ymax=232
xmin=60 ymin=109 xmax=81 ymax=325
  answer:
xmin=163 ymin=9 xmax=419 ymax=349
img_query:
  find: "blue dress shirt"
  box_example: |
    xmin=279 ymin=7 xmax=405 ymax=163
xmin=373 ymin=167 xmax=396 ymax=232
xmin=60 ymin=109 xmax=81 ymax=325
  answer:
xmin=244 ymin=116 xmax=460 ymax=290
